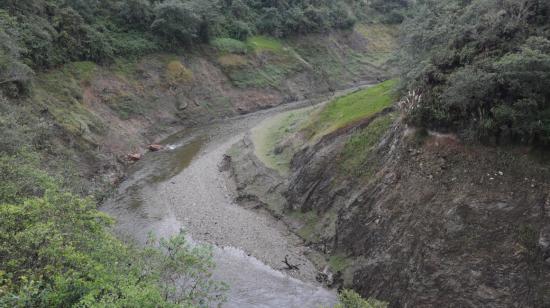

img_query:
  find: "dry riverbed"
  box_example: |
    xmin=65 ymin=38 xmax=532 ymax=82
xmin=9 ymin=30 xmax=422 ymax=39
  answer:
xmin=101 ymin=84 xmax=373 ymax=307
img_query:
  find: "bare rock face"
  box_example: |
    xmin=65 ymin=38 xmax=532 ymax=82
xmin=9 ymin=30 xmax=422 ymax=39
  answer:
xmin=284 ymin=121 xmax=550 ymax=307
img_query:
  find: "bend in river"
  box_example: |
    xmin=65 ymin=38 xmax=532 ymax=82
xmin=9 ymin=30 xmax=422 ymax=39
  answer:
xmin=101 ymin=86 xmax=372 ymax=307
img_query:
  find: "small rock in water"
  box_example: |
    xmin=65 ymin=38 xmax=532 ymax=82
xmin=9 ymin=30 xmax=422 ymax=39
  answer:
xmin=127 ymin=153 xmax=141 ymax=162
xmin=149 ymin=144 xmax=164 ymax=152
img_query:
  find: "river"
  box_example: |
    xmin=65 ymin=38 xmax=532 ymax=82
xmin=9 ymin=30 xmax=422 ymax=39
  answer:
xmin=101 ymin=85 xmax=373 ymax=307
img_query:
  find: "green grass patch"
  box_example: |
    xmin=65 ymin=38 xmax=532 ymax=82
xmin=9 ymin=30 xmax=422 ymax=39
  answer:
xmin=340 ymin=112 xmax=397 ymax=177
xmin=247 ymin=36 xmax=284 ymax=54
xmin=302 ymin=79 xmax=398 ymax=141
xmin=64 ymin=61 xmax=98 ymax=82
xmin=251 ymin=107 xmax=312 ymax=175
xmin=211 ymin=37 xmax=249 ymax=54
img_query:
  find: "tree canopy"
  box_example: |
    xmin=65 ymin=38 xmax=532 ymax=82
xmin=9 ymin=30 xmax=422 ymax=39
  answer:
xmin=399 ymin=0 xmax=550 ymax=146
xmin=0 ymin=0 xmax=365 ymax=96
xmin=0 ymin=151 xmax=227 ymax=307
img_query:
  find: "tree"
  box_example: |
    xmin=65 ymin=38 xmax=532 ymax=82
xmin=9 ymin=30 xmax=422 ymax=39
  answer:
xmin=0 ymin=11 xmax=33 ymax=96
xmin=118 ymin=0 xmax=155 ymax=31
xmin=0 ymin=152 xmax=227 ymax=307
xmin=151 ymin=0 xmax=203 ymax=45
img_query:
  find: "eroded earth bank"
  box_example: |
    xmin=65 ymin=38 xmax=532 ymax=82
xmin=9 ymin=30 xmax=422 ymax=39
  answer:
xmin=228 ymin=82 xmax=550 ymax=307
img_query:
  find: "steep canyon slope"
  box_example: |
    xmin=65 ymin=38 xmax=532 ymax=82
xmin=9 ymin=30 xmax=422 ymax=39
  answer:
xmin=229 ymin=83 xmax=550 ymax=307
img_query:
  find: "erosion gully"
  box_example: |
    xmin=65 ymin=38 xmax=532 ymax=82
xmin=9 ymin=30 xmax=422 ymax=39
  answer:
xmin=101 ymin=84 xmax=373 ymax=307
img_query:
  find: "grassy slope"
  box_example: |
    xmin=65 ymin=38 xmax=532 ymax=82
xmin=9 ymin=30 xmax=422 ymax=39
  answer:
xmin=354 ymin=24 xmax=399 ymax=66
xmin=247 ymin=36 xmax=284 ymax=53
xmin=221 ymin=36 xmax=303 ymax=89
xmin=340 ymin=112 xmax=397 ymax=177
xmin=302 ymin=79 xmax=397 ymax=141
xmin=251 ymin=80 xmax=398 ymax=176
xmin=218 ymin=24 xmax=396 ymax=90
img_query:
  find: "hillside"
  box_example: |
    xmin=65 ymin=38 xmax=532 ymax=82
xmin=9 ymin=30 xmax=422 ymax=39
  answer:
xmin=4 ymin=26 xmax=394 ymax=193
xmin=3 ymin=0 xmax=550 ymax=307
xmin=228 ymin=81 xmax=550 ymax=306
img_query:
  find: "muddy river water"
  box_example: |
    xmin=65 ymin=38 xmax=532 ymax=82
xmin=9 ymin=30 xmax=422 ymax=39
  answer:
xmin=101 ymin=85 xmax=372 ymax=307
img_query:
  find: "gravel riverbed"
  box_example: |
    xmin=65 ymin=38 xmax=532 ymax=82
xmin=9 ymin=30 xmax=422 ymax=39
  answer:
xmin=101 ymin=84 xmax=374 ymax=307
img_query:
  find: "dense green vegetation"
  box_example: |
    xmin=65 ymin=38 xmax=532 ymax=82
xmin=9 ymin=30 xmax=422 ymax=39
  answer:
xmin=399 ymin=0 xmax=550 ymax=146
xmin=0 ymin=0 xmax=367 ymax=97
xmin=0 ymin=151 xmax=227 ymax=307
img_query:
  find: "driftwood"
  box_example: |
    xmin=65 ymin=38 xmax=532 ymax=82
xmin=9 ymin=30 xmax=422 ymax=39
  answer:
xmin=282 ymin=255 xmax=299 ymax=271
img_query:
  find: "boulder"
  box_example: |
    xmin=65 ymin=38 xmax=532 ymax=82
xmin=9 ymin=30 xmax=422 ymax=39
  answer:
xmin=127 ymin=153 xmax=141 ymax=161
xmin=148 ymin=144 xmax=164 ymax=152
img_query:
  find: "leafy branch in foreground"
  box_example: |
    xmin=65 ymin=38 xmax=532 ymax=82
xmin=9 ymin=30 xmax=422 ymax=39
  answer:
xmin=0 ymin=152 xmax=226 ymax=307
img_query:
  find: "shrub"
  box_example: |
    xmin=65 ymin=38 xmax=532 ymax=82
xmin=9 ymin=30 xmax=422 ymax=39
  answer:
xmin=336 ymin=289 xmax=388 ymax=308
xmin=166 ymin=60 xmax=193 ymax=85
xmin=0 ymin=150 xmax=58 ymax=205
xmin=0 ymin=152 xmax=227 ymax=307
xmin=211 ymin=37 xmax=249 ymax=54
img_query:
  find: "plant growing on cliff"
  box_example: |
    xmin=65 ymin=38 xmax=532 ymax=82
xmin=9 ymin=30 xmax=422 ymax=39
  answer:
xmin=336 ymin=289 xmax=388 ymax=308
